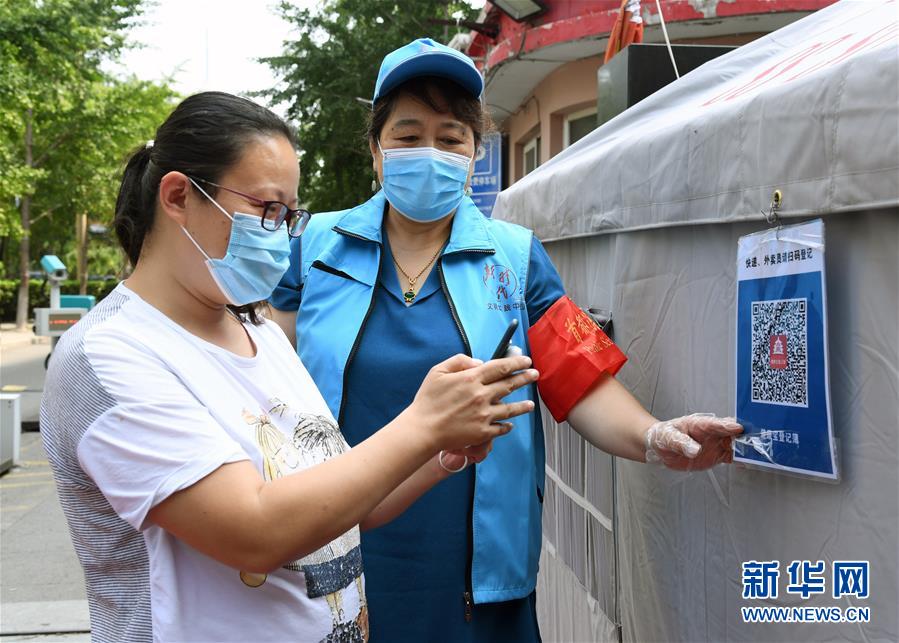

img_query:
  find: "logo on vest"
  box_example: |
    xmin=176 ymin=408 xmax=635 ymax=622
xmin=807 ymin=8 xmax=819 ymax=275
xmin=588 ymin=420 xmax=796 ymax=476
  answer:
xmin=482 ymin=263 xmax=518 ymax=300
xmin=482 ymin=263 xmax=524 ymax=312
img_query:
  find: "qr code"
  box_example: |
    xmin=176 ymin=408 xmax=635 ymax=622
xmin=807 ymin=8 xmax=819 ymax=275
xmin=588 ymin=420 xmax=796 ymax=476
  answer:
xmin=750 ymin=298 xmax=808 ymax=407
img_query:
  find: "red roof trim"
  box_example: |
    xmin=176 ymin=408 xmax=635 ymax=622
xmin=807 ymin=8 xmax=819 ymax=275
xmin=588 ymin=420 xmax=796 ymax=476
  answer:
xmin=470 ymin=0 xmax=837 ymax=71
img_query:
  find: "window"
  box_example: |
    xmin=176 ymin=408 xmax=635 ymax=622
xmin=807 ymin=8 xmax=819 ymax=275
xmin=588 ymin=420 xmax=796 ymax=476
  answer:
xmin=563 ymin=108 xmax=598 ymax=148
xmin=523 ymin=136 xmax=541 ymax=175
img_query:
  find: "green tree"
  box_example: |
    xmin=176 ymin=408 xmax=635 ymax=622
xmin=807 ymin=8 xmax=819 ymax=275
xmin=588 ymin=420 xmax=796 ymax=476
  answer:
xmin=262 ymin=0 xmax=477 ymax=214
xmin=26 ymin=78 xmax=177 ymax=289
xmin=0 ymin=0 xmax=176 ymax=328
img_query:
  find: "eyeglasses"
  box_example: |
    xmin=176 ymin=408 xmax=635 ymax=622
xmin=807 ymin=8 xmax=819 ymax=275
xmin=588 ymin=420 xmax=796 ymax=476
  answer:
xmin=190 ymin=177 xmax=311 ymax=237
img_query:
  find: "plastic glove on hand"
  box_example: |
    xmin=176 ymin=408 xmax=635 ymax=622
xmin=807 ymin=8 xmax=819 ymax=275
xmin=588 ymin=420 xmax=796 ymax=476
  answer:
xmin=645 ymin=413 xmax=743 ymax=471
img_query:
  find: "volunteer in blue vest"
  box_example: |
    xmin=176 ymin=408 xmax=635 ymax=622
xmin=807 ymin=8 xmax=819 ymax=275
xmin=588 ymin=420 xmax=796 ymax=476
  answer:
xmin=270 ymin=39 xmax=742 ymax=642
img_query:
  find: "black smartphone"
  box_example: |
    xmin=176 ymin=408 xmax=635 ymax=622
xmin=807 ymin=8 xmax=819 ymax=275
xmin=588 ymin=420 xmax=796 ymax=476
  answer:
xmin=490 ymin=319 xmax=519 ymax=360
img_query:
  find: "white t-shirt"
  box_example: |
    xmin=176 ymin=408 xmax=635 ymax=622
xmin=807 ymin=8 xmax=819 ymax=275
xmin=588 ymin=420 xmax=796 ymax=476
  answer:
xmin=40 ymin=283 xmax=368 ymax=643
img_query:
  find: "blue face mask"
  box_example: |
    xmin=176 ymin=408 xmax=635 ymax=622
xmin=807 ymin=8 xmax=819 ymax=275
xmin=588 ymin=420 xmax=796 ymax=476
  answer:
xmin=379 ymin=143 xmax=472 ymax=222
xmin=183 ymin=179 xmax=292 ymax=306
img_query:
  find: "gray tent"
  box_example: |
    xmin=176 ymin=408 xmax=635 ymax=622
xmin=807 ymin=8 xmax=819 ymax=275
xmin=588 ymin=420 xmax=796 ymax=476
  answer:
xmin=493 ymin=1 xmax=899 ymax=641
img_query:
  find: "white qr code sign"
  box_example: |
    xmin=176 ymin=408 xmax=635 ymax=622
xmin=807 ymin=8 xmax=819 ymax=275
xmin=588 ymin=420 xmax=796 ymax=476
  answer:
xmin=736 ymin=219 xmax=837 ymax=480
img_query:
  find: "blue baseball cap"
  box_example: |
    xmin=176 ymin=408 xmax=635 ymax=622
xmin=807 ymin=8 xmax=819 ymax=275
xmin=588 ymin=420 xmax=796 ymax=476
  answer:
xmin=372 ymin=38 xmax=484 ymax=105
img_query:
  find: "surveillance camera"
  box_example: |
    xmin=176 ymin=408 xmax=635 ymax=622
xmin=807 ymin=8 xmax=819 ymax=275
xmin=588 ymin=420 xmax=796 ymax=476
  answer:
xmin=40 ymin=255 xmax=68 ymax=281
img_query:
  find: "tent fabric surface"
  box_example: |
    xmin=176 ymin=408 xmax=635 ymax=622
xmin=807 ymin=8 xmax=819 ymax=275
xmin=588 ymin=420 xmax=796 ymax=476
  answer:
xmin=495 ymin=0 xmax=899 ymax=241
xmin=533 ymin=212 xmax=898 ymax=643
xmin=498 ymin=2 xmax=899 ymax=641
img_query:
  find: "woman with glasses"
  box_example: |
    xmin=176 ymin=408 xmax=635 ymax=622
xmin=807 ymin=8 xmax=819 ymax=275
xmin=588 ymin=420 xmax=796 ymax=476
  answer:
xmin=270 ymin=40 xmax=742 ymax=642
xmin=39 ymin=91 xmax=539 ymax=643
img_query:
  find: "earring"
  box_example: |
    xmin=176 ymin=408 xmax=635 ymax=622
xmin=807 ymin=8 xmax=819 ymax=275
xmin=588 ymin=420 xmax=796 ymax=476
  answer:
xmin=371 ymin=178 xmax=378 ymax=192
xmin=464 ymin=186 xmax=473 ymax=197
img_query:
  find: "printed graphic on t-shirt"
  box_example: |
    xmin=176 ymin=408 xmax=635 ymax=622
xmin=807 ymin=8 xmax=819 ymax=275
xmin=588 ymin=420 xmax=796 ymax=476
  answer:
xmin=241 ymin=399 xmax=369 ymax=642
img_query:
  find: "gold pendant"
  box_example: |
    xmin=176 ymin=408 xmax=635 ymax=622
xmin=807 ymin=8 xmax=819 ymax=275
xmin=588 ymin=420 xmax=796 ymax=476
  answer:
xmin=240 ymin=570 xmax=267 ymax=587
xmin=404 ymin=289 xmax=416 ymax=303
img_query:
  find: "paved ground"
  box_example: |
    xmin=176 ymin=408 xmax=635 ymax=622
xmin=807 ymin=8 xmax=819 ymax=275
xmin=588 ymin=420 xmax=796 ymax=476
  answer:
xmin=1 ymin=328 xmax=90 ymax=640
xmin=0 ymin=324 xmax=47 ymax=353
xmin=1 ymin=339 xmax=51 ymax=428
xmin=0 ymin=635 xmax=89 ymax=642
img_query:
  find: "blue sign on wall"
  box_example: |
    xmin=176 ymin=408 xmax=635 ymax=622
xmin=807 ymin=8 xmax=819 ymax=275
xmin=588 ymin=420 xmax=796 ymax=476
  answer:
xmin=470 ymin=132 xmax=502 ymax=217
xmin=734 ymin=219 xmax=837 ymax=480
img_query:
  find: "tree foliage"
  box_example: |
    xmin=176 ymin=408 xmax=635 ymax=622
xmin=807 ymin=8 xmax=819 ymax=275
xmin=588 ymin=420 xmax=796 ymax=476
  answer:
xmin=262 ymin=0 xmax=477 ymax=213
xmin=1 ymin=0 xmax=144 ymax=233
xmin=24 ymin=78 xmax=177 ymax=272
xmin=0 ymin=0 xmax=177 ymax=324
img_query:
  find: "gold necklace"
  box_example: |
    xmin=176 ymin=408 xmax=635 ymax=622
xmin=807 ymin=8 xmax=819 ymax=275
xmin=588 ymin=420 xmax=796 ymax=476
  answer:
xmin=392 ymin=244 xmax=443 ymax=304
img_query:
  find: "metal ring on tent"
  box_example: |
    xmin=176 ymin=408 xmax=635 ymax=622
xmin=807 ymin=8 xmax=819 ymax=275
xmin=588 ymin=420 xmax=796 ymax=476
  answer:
xmin=764 ymin=189 xmax=783 ymax=237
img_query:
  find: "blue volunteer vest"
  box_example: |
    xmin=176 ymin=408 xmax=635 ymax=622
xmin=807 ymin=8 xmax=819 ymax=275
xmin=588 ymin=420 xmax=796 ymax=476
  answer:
xmin=295 ymin=191 xmax=545 ymax=603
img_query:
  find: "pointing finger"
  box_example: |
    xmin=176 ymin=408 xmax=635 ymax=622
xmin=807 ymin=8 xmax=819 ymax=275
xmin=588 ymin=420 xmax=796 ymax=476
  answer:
xmin=437 ymin=353 xmax=484 ymax=374
xmin=475 ymin=355 xmax=533 ymax=384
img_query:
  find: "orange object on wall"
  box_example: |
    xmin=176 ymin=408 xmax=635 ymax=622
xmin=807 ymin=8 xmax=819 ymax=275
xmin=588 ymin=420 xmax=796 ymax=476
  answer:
xmin=604 ymin=0 xmax=645 ymax=64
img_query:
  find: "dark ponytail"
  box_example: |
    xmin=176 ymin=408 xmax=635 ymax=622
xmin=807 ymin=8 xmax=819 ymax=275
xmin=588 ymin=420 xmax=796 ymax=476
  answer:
xmin=114 ymin=91 xmax=297 ymax=324
xmin=114 ymin=144 xmax=157 ymax=267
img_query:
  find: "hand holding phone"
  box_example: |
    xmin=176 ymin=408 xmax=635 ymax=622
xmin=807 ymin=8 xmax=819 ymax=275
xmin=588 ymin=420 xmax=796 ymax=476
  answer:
xmin=490 ymin=319 xmax=520 ymax=360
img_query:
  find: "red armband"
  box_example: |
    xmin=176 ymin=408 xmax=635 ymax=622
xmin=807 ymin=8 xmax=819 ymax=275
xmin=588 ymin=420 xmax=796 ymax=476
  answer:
xmin=527 ymin=295 xmax=627 ymax=422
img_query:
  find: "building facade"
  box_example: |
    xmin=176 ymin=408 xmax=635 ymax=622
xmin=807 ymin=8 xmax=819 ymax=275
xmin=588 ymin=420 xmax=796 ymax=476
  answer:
xmin=464 ymin=0 xmax=837 ymax=186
